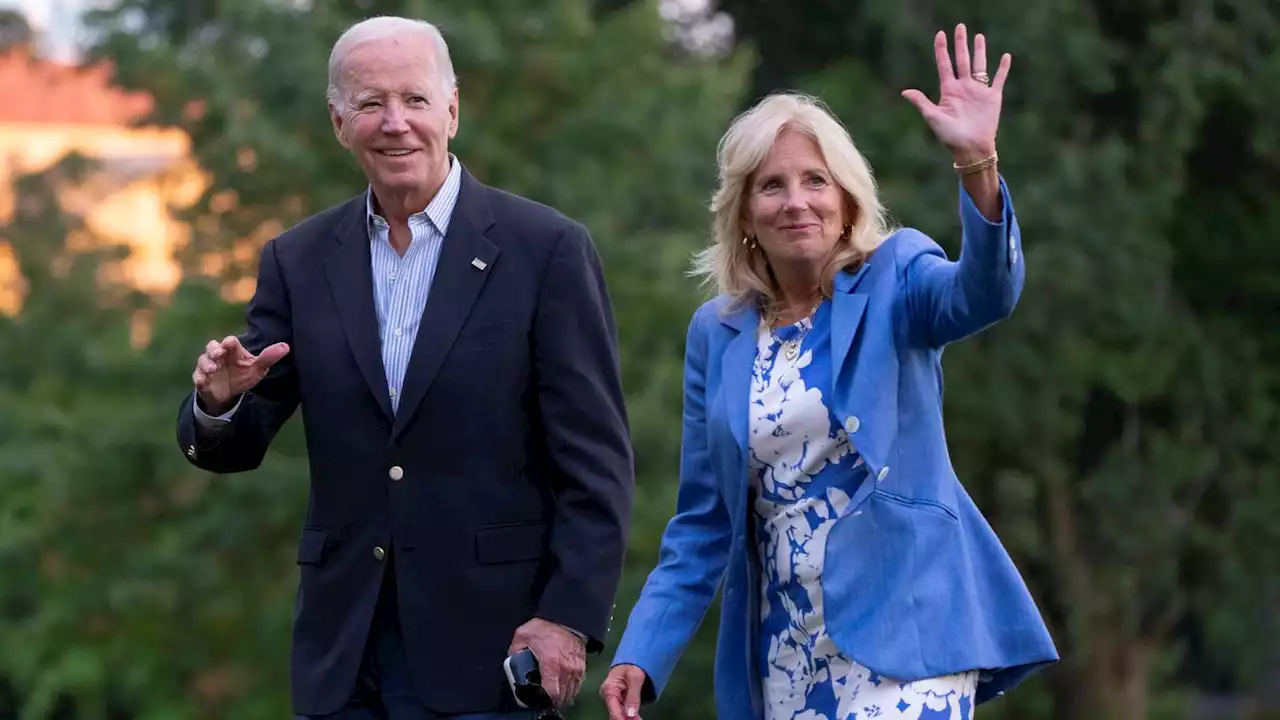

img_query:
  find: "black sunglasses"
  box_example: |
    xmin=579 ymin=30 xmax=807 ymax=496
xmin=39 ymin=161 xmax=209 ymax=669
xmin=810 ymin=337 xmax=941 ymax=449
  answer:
xmin=506 ymin=649 xmax=565 ymax=720
xmin=512 ymin=683 xmax=564 ymax=720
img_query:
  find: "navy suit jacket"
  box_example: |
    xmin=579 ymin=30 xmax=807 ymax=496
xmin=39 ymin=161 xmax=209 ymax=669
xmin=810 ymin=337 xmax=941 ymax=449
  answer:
xmin=177 ymin=168 xmax=634 ymax=716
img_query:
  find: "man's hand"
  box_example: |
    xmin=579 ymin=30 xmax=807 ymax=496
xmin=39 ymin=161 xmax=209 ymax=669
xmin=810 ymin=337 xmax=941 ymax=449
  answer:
xmin=508 ymin=618 xmax=586 ymax=709
xmin=192 ymin=335 xmax=290 ymax=414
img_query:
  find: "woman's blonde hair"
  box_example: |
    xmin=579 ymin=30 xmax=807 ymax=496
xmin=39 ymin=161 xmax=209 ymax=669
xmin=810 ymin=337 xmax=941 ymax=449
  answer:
xmin=691 ymin=92 xmax=893 ymax=313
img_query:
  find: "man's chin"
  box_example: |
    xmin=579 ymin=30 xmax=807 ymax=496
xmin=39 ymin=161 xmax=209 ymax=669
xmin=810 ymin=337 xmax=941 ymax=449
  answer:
xmin=369 ymin=174 xmax=429 ymax=196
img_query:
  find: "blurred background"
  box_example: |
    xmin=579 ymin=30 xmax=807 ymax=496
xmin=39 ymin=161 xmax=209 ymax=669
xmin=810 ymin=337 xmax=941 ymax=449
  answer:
xmin=0 ymin=0 xmax=1277 ymax=718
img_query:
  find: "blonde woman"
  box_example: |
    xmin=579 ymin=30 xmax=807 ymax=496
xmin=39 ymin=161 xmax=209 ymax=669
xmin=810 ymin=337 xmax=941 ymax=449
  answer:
xmin=600 ymin=24 xmax=1057 ymax=720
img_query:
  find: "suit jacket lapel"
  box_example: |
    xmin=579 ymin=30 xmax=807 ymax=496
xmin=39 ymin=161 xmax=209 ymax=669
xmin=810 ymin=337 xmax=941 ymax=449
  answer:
xmin=391 ymin=170 xmax=498 ymax=441
xmin=324 ymin=196 xmax=395 ymax=422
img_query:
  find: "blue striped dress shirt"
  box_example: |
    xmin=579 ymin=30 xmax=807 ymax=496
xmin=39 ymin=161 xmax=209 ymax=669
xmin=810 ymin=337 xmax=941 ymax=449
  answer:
xmin=366 ymin=155 xmax=462 ymax=414
xmin=193 ymin=155 xmax=463 ymax=427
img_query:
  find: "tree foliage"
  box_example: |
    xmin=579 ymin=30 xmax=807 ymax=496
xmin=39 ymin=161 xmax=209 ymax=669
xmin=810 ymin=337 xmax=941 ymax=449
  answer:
xmin=0 ymin=0 xmax=1276 ymax=718
xmin=0 ymin=10 xmax=32 ymax=52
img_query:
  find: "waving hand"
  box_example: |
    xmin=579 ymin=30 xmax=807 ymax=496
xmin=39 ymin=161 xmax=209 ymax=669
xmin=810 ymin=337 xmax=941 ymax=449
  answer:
xmin=902 ymin=23 xmax=1011 ymax=165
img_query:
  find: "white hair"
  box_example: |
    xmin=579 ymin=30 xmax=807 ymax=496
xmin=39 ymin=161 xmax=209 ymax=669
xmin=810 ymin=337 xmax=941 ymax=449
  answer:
xmin=326 ymin=16 xmax=457 ymax=106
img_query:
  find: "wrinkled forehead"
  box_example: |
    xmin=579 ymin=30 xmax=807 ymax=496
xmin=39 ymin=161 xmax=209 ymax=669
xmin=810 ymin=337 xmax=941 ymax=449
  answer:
xmin=338 ymin=37 xmax=441 ymax=97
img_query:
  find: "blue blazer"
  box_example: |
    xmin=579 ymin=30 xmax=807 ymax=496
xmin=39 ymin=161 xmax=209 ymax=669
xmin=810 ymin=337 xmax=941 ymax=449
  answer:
xmin=612 ymin=178 xmax=1059 ymax=717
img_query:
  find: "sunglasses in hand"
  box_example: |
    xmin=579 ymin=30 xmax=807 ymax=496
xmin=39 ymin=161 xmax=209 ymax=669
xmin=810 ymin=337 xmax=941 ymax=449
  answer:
xmin=504 ymin=648 xmax=566 ymax=720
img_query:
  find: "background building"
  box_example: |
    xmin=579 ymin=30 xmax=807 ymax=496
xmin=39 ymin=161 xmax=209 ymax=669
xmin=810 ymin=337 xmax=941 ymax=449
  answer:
xmin=0 ymin=34 xmax=205 ymax=314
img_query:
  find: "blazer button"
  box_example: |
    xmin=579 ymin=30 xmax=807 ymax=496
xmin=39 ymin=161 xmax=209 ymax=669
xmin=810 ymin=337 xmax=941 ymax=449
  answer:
xmin=373 ymin=546 xmax=386 ymax=562
xmin=877 ymin=466 xmax=890 ymax=482
xmin=843 ymin=416 xmax=860 ymax=434
xmin=388 ymin=466 xmax=404 ymax=481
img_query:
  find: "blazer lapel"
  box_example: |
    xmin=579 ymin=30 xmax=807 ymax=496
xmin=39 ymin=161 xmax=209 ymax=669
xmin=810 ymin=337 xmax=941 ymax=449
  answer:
xmin=391 ymin=171 xmax=498 ymax=441
xmin=324 ymin=196 xmax=395 ymax=422
xmin=831 ymin=263 xmax=871 ymax=378
xmin=718 ymin=303 xmax=758 ymax=520
xmin=832 ymin=257 xmax=894 ymax=510
xmin=720 ymin=262 xmax=873 ymax=457
xmin=719 ymin=304 xmax=758 ymax=450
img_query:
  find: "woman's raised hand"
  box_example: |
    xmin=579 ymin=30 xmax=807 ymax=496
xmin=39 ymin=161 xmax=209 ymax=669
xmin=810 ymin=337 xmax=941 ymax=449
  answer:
xmin=901 ymin=23 xmax=1011 ymax=165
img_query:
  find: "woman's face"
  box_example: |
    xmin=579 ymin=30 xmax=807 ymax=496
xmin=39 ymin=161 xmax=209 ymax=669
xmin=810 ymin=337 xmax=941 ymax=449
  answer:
xmin=742 ymin=128 xmax=849 ymax=273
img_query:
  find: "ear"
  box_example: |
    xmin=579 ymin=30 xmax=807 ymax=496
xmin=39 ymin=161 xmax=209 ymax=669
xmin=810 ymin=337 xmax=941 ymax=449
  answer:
xmin=330 ymin=102 xmax=351 ymax=150
xmin=447 ymin=86 xmax=460 ymax=139
xmin=843 ymin=194 xmax=860 ymax=231
xmin=738 ymin=190 xmax=756 ymax=240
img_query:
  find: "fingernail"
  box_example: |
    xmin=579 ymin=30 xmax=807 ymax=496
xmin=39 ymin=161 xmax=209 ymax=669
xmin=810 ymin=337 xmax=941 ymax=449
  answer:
xmin=626 ymin=708 xmax=636 ymax=718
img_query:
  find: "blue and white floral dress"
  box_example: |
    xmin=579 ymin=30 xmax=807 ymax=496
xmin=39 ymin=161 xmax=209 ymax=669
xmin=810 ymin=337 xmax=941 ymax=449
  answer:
xmin=748 ymin=300 xmax=978 ymax=720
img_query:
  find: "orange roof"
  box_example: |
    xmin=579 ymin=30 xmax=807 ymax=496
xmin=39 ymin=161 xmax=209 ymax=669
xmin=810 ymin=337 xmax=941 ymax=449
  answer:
xmin=0 ymin=48 xmax=154 ymax=125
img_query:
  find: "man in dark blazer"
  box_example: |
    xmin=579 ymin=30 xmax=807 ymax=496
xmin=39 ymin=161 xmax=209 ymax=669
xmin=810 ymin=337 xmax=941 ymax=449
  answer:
xmin=177 ymin=15 xmax=634 ymax=720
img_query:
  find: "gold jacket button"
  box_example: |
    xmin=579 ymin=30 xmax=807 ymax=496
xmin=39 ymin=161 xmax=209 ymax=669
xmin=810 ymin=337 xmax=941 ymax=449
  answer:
xmin=373 ymin=546 xmax=386 ymax=562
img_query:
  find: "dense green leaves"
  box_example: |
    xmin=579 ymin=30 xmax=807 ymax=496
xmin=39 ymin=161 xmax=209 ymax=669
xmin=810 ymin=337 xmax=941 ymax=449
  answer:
xmin=1 ymin=0 xmax=1276 ymax=718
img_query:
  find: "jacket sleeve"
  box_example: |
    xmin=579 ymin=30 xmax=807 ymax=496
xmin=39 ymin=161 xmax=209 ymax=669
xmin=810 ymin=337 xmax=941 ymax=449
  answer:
xmin=176 ymin=238 xmax=300 ymax=473
xmin=901 ymin=175 xmax=1025 ymax=347
xmin=528 ymin=222 xmax=635 ymax=652
xmin=610 ymin=304 xmax=732 ymax=702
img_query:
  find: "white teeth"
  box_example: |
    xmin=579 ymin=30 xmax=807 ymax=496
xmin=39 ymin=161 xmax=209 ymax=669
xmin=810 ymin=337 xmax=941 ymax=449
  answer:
xmin=382 ymin=150 xmax=413 ymax=156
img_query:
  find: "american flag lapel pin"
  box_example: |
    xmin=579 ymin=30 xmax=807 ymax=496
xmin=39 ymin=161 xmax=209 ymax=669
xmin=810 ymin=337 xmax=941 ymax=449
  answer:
xmin=471 ymin=257 xmax=487 ymax=271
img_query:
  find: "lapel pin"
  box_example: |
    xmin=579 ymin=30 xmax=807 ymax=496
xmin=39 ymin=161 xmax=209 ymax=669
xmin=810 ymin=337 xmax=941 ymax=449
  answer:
xmin=471 ymin=257 xmax=487 ymax=271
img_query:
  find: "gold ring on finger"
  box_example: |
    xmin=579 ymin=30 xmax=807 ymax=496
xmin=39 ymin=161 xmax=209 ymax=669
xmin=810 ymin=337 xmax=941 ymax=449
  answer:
xmin=971 ymin=71 xmax=990 ymax=85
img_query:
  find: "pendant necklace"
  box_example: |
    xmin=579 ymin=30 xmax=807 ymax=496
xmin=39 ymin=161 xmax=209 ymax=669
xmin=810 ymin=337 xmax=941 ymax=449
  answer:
xmin=782 ymin=335 xmax=804 ymax=362
xmin=772 ymin=299 xmax=821 ymax=362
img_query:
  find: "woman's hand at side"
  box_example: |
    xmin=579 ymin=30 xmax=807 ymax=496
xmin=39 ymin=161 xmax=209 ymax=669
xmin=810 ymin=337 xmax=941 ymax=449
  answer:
xmin=600 ymin=663 xmax=649 ymax=719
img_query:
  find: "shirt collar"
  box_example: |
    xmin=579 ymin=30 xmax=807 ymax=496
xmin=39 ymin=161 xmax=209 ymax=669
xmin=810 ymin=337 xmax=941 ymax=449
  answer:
xmin=365 ymin=153 xmax=463 ymax=238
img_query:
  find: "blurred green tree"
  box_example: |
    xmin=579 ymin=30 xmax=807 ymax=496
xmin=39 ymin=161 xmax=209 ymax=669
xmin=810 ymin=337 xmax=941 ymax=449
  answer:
xmin=0 ymin=9 xmax=33 ymax=53
xmin=3 ymin=0 xmax=1277 ymax=718
xmin=0 ymin=155 xmax=313 ymax=720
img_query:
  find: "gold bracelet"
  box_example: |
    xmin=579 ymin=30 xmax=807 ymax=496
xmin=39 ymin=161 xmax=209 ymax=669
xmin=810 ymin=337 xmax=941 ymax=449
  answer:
xmin=953 ymin=151 xmax=998 ymax=175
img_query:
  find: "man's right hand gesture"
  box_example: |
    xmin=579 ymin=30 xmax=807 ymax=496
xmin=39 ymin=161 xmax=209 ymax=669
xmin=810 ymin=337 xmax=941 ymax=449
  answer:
xmin=193 ymin=335 xmax=290 ymax=415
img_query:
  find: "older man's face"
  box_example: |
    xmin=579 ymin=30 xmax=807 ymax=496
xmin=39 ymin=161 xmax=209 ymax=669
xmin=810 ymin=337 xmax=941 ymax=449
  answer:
xmin=330 ymin=34 xmax=458 ymax=205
